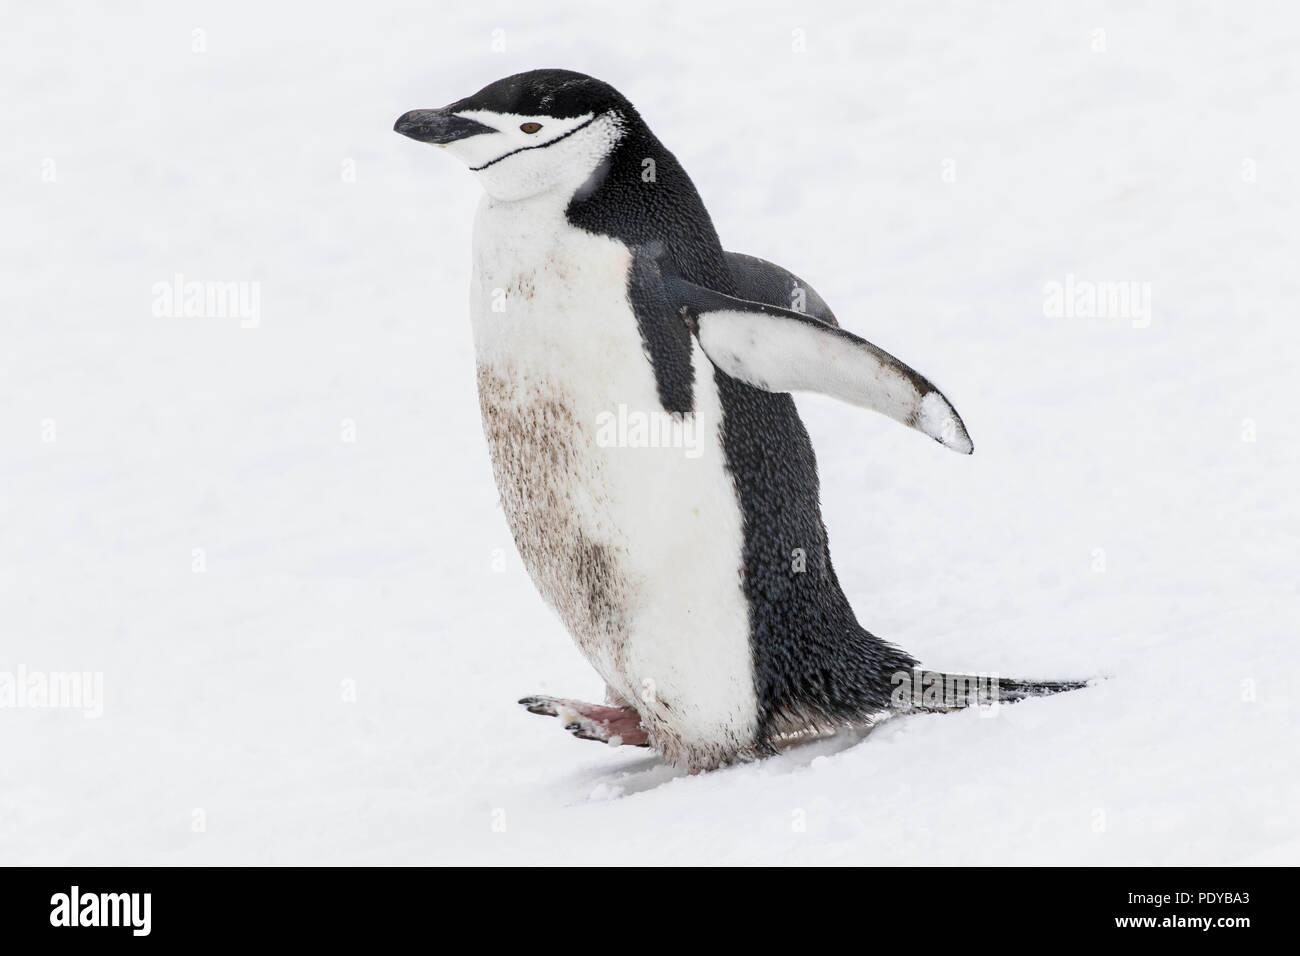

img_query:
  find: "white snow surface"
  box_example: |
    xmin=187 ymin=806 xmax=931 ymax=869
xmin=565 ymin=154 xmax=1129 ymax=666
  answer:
xmin=2 ymin=0 xmax=1297 ymax=865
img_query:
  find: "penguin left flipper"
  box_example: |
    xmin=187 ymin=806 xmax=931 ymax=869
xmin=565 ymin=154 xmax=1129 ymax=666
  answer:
xmin=665 ymin=273 xmax=974 ymax=454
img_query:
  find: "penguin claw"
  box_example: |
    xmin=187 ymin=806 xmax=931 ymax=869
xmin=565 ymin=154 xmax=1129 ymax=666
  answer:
xmin=518 ymin=695 xmax=562 ymax=716
xmin=565 ymin=719 xmax=609 ymax=742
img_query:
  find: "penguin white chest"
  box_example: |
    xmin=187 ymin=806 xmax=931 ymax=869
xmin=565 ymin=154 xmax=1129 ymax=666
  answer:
xmin=468 ymin=195 xmax=759 ymax=763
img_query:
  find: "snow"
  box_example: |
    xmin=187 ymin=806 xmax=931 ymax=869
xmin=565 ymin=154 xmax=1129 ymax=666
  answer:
xmin=2 ymin=0 xmax=1297 ymax=865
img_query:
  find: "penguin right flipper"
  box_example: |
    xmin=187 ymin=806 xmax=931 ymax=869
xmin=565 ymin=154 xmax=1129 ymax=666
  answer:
xmin=723 ymin=251 xmax=840 ymax=328
xmin=666 ymin=273 xmax=974 ymax=454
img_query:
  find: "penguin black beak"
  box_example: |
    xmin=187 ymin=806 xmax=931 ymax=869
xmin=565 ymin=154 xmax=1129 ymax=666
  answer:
xmin=394 ymin=109 xmax=495 ymax=145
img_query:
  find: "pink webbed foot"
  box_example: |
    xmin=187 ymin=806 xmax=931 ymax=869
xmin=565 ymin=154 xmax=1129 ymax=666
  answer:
xmin=518 ymin=695 xmax=650 ymax=747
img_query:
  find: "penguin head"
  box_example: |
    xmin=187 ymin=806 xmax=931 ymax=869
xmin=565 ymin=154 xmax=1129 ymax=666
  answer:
xmin=395 ymin=70 xmax=632 ymax=202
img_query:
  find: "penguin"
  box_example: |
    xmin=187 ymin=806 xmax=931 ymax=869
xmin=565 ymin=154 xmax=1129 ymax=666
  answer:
xmin=395 ymin=70 xmax=1087 ymax=772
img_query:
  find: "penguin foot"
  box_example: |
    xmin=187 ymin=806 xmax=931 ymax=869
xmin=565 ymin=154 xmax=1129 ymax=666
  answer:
xmin=518 ymin=696 xmax=650 ymax=747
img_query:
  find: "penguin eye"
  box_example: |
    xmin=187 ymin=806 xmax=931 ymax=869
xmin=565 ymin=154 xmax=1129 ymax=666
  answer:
xmin=519 ymin=122 xmax=543 ymax=134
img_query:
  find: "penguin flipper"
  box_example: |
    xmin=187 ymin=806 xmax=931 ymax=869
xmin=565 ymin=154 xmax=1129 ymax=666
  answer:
xmin=666 ymin=274 xmax=974 ymax=454
xmin=723 ymin=251 xmax=840 ymax=328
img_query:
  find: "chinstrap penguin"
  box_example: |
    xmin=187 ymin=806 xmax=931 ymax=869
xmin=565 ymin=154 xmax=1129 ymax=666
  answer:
xmin=395 ymin=70 xmax=1088 ymax=772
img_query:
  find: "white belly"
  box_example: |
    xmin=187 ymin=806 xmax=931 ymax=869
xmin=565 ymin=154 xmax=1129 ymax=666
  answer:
xmin=469 ymin=194 xmax=758 ymax=763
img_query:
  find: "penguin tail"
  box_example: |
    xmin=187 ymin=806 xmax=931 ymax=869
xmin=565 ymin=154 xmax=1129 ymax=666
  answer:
xmin=891 ymin=668 xmax=1094 ymax=713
